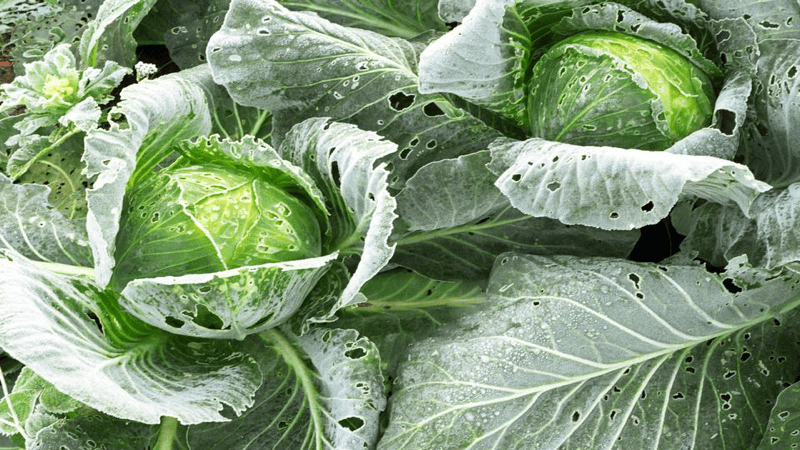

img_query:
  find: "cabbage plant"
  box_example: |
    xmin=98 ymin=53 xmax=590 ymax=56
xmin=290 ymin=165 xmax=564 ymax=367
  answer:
xmin=3 ymin=0 xmax=800 ymax=449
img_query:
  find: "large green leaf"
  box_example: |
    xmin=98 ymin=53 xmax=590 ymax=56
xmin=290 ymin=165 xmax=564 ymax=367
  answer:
xmin=487 ymin=137 xmax=770 ymax=230
xmin=379 ymin=253 xmax=800 ymax=449
xmin=83 ymin=70 xmax=212 ymax=288
xmin=391 ymin=150 xmax=639 ymax=280
xmin=279 ymin=118 xmax=398 ymax=310
xmin=758 ymin=382 xmax=800 ymax=449
xmin=0 ymin=250 xmax=262 ymax=425
xmin=280 ymin=0 xmax=447 ymax=38
xmin=206 ymin=0 xmax=499 ymax=188
xmin=674 ymin=183 xmax=800 ymax=269
xmin=335 ymin=268 xmax=488 ymax=375
xmin=185 ymin=327 xmax=385 ymax=449
xmin=0 ymin=174 xmax=92 ymax=267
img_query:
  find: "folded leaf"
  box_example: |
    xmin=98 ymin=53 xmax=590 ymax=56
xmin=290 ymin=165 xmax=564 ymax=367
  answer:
xmin=0 ymin=250 xmax=262 ymax=425
xmin=488 ymin=137 xmax=770 ymax=230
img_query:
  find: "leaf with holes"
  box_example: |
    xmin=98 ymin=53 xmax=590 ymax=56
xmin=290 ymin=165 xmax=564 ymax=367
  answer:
xmin=0 ymin=250 xmax=263 ymax=425
xmin=379 ymin=253 xmax=800 ymax=449
xmin=206 ymin=0 xmax=499 ymax=188
xmin=674 ymin=183 xmax=800 ymax=270
xmin=758 ymin=382 xmax=800 ymax=449
xmin=184 ymin=327 xmax=385 ymax=450
xmin=279 ymin=118 xmax=398 ymax=311
xmin=487 ymin=137 xmax=770 ymax=230
xmin=391 ymin=150 xmax=639 ymax=280
xmin=0 ymin=174 xmax=92 ymax=267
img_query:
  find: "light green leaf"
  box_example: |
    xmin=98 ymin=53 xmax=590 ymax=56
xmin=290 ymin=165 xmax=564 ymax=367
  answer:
xmin=379 ymin=253 xmax=800 ymax=449
xmin=280 ymin=118 xmax=398 ymax=310
xmin=0 ymin=174 xmax=92 ymax=267
xmin=0 ymin=250 xmax=262 ymax=425
xmin=206 ymin=0 xmax=499 ymax=188
xmin=674 ymin=183 xmax=800 ymax=269
xmin=758 ymin=383 xmax=800 ymax=449
xmin=488 ymin=137 xmax=770 ymax=230
xmin=83 ymin=71 xmax=212 ymax=288
xmin=280 ymin=0 xmax=447 ymax=38
xmin=120 ymin=254 xmax=338 ymax=339
xmin=186 ymin=327 xmax=385 ymax=450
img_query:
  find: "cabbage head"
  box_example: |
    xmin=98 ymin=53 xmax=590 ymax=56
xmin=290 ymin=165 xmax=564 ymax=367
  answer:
xmin=527 ymin=31 xmax=716 ymax=151
xmin=111 ymin=164 xmax=322 ymax=290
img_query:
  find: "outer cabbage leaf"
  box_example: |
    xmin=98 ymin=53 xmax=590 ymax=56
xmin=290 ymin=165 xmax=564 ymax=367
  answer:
xmin=279 ymin=118 xmax=398 ymax=311
xmin=78 ymin=0 xmax=158 ymax=69
xmin=120 ymin=255 xmax=338 ymax=339
xmin=1 ymin=0 xmax=102 ymax=76
xmin=0 ymin=251 xmax=262 ymax=425
xmin=758 ymin=383 xmax=800 ymax=449
xmin=0 ymin=174 xmax=92 ymax=267
xmin=694 ymin=2 xmax=800 ymax=187
xmin=83 ymin=70 xmax=212 ymax=288
xmin=24 ymin=405 xmax=153 ymax=450
xmin=206 ymin=0 xmax=499 ymax=189
xmin=280 ymin=0 xmax=447 ymax=38
xmin=487 ymin=137 xmax=770 ymax=230
xmin=334 ymin=268 xmax=488 ymax=376
xmin=674 ymin=183 xmax=800 ymax=269
xmin=379 ymin=253 xmax=800 ymax=449
xmin=391 ymin=151 xmax=639 ymax=279
xmin=185 ymin=327 xmax=386 ymax=450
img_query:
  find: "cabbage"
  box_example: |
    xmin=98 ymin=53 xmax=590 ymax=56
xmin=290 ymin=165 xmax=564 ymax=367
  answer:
xmin=527 ymin=31 xmax=716 ymax=150
xmin=111 ymin=164 xmax=322 ymax=290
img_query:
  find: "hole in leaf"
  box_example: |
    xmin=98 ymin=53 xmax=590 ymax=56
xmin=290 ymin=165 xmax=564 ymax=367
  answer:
xmin=338 ymin=416 xmax=365 ymax=431
xmin=511 ymin=173 xmax=522 ymax=182
xmin=86 ymin=312 xmax=103 ymax=333
xmin=741 ymin=352 xmax=751 ymax=362
xmin=628 ymin=273 xmax=641 ymax=289
xmin=189 ymin=305 xmax=225 ymax=329
xmin=546 ymin=181 xmax=561 ymax=191
xmin=388 ymin=92 xmax=415 ymax=111
xmin=716 ymin=109 xmax=737 ymax=135
xmin=399 ymin=148 xmax=412 ymax=160
xmin=165 ymin=316 xmax=185 ymax=328
xmin=609 ymin=212 xmax=619 ymax=219
xmin=724 ymin=371 xmax=736 ymax=379
xmin=331 ymin=161 xmax=341 ymax=186
xmin=345 ymin=347 xmax=367 ymax=359
xmin=277 ymin=420 xmax=289 ymax=430
xmin=722 ymin=278 xmax=742 ymax=293
xmin=640 ymin=201 xmax=654 ymax=212
xmin=423 ymin=102 xmax=445 ymax=116
xmin=672 ymin=392 xmax=685 ymax=399
xmin=571 ymin=411 xmax=581 ymax=422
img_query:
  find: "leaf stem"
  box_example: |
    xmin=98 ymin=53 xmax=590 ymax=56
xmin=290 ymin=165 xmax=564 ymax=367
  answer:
xmin=10 ymin=128 xmax=81 ymax=180
xmin=31 ymin=260 xmax=94 ymax=278
xmin=259 ymin=328 xmax=326 ymax=449
xmin=153 ymin=416 xmax=178 ymax=450
xmin=249 ymin=109 xmax=271 ymax=137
